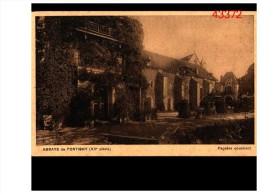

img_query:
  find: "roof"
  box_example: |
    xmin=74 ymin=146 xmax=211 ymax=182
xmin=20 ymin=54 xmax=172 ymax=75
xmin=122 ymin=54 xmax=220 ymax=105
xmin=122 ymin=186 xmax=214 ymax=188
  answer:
xmin=181 ymin=53 xmax=194 ymax=61
xmin=220 ymin=72 xmax=238 ymax=84
xmin=143 ymin=50 xmax=218 ymax=81
xmin=158 ymin=70 xmax=175 ymax=79
xmin=175 ymin=74 xmax=184 ymax=80
xmin=203 ymin=79 xmax=215 ymax=85
xmin=181 ymin=52 xmax=200 ymax=64
xmin=76 ymin=28 xmax=119 ymax=42
xmin=191 ymin=77 xmax=203 ymax=85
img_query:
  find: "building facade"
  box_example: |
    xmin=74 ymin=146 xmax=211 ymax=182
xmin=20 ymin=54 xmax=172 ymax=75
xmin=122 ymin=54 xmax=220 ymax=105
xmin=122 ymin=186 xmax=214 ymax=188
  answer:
xmin=142 ymin=68 xmax=157 ymax=110
xmin=220 ymin=72 xmax=239 ymax=105
xmin=75 ymin=20 xmax=124 ymax=120
xmin=155 ymin=70 xmax=175 ymax=111
xmin=142 ymin=51 xmax=219 ymax=112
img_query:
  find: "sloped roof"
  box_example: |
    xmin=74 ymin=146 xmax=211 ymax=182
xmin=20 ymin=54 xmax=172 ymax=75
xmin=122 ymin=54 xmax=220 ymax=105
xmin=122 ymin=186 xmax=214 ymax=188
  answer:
xmin=191 ymin=77 xmax=203 ymax=85
xmin=158 ymin=70 xmax=175 ymax=79
xmin=181 ymin=53 xmax=194 ymax=61
xmin=181 ymin=52 xmax=200 ymax=64
xmin=220 ymin=72 xmax=238 ymax=84
xmin=175 ymin=74 xmax=184 ymax=80
xmin=143 ymin=50 xmax=218 ymax=81
xmin=203 ymin=79 xmax=215 ymax=85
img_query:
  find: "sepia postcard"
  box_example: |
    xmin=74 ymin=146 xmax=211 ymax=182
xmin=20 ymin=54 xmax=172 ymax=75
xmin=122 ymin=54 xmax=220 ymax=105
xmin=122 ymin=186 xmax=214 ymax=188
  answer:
xmin=32 ymin=11 xmax=256 ymax=156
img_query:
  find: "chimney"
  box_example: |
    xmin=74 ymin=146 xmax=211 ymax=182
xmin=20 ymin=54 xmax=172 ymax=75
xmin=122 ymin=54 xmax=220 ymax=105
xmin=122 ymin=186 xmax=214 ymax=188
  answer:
xmin=220 ymin=75 xmax=223 ymax=81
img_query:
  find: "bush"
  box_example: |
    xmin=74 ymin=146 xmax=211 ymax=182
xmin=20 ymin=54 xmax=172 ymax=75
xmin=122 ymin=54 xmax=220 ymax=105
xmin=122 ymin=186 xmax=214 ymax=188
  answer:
xmin=169 ymin=118 xmax=254 ymax=144
xmin=240 ymin=97 xmax=254 ymax=112
xmin=215 ymin=100 xmax=227 ymax=113
xmin=113 ymin=88 xmax=135 ymax=122
xmin=195 ymin=107 xmax=203 ymax=119
xmin=178 ymin=99 xmax=191 ymax=118
xmin=233 ymin=100 xmax=242 ymax=113
xmin=206 ymin=102 xmax=217 ymax=115
xmin=65 ymin=91 xmax=90 ymax=127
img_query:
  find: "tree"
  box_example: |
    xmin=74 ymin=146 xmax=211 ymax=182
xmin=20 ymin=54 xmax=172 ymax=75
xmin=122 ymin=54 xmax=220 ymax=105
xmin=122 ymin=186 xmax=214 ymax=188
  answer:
xmin=238 ymin=63 xmax=254 ymax=96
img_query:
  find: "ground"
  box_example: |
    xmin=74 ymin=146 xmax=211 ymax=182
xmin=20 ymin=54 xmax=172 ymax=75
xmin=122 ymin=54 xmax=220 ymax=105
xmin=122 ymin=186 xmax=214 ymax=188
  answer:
xmin=36 ymin=112 xmax=254 ymax=145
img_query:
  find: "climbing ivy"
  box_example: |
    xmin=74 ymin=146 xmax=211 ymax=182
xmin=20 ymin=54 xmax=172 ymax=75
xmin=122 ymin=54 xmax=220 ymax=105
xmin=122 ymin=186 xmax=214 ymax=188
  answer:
xmin=36 ymin=16 xmax=147 ymax=128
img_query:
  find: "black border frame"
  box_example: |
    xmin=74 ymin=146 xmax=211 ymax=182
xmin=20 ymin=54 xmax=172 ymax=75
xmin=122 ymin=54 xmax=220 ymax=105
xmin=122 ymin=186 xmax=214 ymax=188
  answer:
xmin=32 ymin=3 xmax=257 ymax=11
xmin=32 ymin=156 xmax=256 ymax=190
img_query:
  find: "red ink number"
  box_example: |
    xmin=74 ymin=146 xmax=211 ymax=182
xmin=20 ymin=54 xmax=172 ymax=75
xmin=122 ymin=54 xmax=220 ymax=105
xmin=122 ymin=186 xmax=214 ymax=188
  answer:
xmin=224 ymin=10 xmax=230 ymax=18
xmin=231 ymin=10 xmax=236 ymax=18
xmin=218 ymin=10 xmax=224 ymax=18
xmin=212 ymin=10 xmax=218 ymax=18
xmin=236 ymin=10 xmax=242 ymax=18
xmin=212 ymin=10 xmax=242 ymax=19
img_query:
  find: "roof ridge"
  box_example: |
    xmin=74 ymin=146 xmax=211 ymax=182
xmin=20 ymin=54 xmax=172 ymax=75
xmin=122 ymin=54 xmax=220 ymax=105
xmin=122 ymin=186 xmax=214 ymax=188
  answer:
xmin=144 ymin=50 xmax=174 ymax=60
xmin=144 ymin=50 xmax=218 ymax=81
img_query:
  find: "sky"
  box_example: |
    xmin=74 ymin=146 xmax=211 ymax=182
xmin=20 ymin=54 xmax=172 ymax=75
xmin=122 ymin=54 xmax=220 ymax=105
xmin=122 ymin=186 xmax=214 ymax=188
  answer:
xmin=134 ymin=15 xmax=254 ymax=80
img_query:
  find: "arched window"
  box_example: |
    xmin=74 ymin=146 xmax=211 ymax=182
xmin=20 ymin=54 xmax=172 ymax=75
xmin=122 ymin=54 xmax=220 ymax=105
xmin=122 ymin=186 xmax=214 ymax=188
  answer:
xmin=225 ymin=86 xmax=232 ymax=93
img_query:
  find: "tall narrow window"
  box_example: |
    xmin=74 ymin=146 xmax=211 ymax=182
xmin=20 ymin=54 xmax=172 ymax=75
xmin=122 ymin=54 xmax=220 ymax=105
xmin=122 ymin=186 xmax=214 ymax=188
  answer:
xmin=163 ymin=77 xmax=168 ymax=96
xmin=150 ymin=80 xmax=154 ymax=88
xmin=117 ymin=57 xmax=123 ymax=65
xmin=181 ymin=82 xmax=185 ymax=99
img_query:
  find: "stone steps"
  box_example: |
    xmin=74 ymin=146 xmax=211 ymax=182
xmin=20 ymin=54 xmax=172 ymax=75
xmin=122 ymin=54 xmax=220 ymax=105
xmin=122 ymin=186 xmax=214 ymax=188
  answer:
xmin=157 ymin=112 xmax=179 ymax=119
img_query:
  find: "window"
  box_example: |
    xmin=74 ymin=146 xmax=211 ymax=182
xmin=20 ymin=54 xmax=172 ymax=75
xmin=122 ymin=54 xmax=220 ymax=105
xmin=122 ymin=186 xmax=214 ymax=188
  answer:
xmin=150 ymin=80 xmax=154 ymax=88
xmin=225 ymin=86 xmax=232 ymax=93
xmin=117 ymin=57 xmax=123 ymax=65
xmin=181 ymin=82 xmax=185 ymax=99
xmin=225 ymin=79 xmax=232 ymax=86
xmin=163 ymin=77 xmax=168 ymax=96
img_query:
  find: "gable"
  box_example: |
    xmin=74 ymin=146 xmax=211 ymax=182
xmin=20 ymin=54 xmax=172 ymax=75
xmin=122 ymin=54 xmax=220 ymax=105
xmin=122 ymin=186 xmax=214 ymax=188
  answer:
xmin=181 ymin=53 xmax=200 ymax=65
xmin=220 ymin=72 xmax=238 ymax=85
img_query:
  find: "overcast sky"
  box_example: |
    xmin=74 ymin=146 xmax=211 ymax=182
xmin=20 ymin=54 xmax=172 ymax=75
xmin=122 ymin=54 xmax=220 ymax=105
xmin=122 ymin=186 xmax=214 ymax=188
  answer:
xmin=134 ymin=15 xmax=254 ymax=80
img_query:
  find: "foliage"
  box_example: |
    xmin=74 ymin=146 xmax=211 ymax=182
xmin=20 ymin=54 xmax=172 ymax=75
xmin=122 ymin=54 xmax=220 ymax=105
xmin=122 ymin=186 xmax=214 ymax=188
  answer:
xmin=78 ymin=16 xmax=147 ymax=88
xmin=78 ymin=68 xmax=121 ymax=87
xmin=203 ymin=101 xmax=217 ymax=115
xmin=178 ymin=99 xmax=191 ymax=118
xmin=64 ymin=90 xmax=90 ymax=127
xmin=36 ymin=17 xmax=78 ymax=129
xmin=234 ymin=98 xmax=254 ymax=112
xmin=113 ymin=88 xmax=136 ymax=121
xmin=36 ymin=16 xmax=147 ymax=128
xmin=169 ymin=118 xmax=254 ymax=144
xmin=215 ymin=99 xmax=227 ymax=113
xmin=238 ymin=63 xmax=254 ymax=96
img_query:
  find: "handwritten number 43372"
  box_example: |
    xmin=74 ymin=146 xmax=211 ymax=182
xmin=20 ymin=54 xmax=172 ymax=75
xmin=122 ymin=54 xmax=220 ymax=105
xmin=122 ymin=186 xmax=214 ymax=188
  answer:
xmin=212 ymin=10 xmax=242 ymax=18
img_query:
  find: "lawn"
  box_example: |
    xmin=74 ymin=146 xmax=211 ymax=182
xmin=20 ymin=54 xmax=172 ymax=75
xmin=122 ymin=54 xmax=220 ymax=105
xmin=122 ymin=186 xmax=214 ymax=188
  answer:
xmin=36 ymin=113 xmax=254 ymax=145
